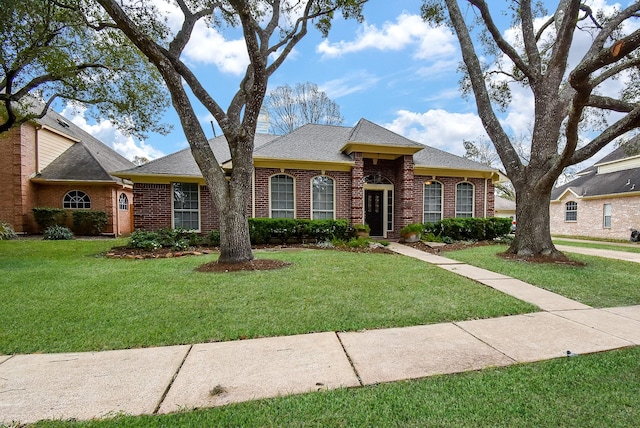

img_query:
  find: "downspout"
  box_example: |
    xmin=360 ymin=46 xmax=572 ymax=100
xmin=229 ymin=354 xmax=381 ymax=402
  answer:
xmin=251 ymin=168 xmax=256 ymax=218
xmin=484 ymin=177 xmax=488 ymax=218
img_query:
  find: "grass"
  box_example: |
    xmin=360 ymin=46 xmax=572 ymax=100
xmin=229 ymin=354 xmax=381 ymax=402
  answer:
xmin=32 ymin=346 xmax=640 ymax=427
xmin=554 ymin=239 xmax=640 ymax=254
xmin=0 ymin=239 xmax=535 ymax=354
xmin=445 ymin=244 xmax=640 ymax=307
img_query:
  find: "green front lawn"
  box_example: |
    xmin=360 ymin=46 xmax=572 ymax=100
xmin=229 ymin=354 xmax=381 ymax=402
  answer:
xmin=0 ymin=239 xmax=535 ymax=354
xmin=554 ymin=239 xmax=640 ymax=254
xmin=446 ymin=244 xmax=640 ymax=308
xmin=35 ymin=346 xmax=640 ymax=427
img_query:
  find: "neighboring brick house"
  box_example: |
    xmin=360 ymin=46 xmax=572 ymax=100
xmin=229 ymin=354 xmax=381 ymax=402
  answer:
xmin=550 ymin=141 xmax=640 ymax=240
xmin=0 ymin=108 xmax=136 ymax=235
xmin=114 ymin=118 xmax=499 ymax=238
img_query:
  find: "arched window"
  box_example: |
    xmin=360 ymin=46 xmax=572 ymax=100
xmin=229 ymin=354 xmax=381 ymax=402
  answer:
xmin=270 ymin=174 xmax=295 ymax=218
xmin=63 ymin=190 xmax=91 ymax=209
xmin=423 ymin=181 xmax=443 ymax=223
xmin=565 ymin=201 xmax=578 ymax=222
xmin=455 ymin=182 xmax=474 ymax=218
xmin=312 ymin=176 xmax=335 ymax=220
xmin=118 ymin=193 xmax=129 ymax=211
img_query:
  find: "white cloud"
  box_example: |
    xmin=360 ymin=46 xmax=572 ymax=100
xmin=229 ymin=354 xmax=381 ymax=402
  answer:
xmin=182 ymin=21 xmax=249 ymax=74
xmin=319 ymin=71 xmax=381 ymax=99
xmin=385 ymin=109 xmax=489 ymax=155
xmin=317 ymin=13 xmax=456 ymax=60
xmin=60 ymin=104 xmax=165 ymax=161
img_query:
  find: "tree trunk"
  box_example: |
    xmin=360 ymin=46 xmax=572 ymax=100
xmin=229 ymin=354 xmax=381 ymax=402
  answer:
xmin=508 ymin=183 xmax=563 ymax=259
xmin=217 ymin=195 xmax=254 ymax=264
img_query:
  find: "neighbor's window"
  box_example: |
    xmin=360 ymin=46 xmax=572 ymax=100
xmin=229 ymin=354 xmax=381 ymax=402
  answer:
xmin=565 ymin=201 xmax=578 ymax=222
xmin=311 ymin=176 xmax=334 ymax=220
xmin=270 ymin=174 xmax=295 ymax=218
xmin=603 ymin=203 xmax=612 ymax=228
xmin=455 ymin=182 xmax=474 ymax=218
xmin=63 ymin=190 xmax=91 ymax=209
xmin=173 ymin=182 xmax=199 ymax=230
xmin=118 ymin=193 xmax=129 ymax=211
xmin=423 ymin=181 xmax=443 ymax=223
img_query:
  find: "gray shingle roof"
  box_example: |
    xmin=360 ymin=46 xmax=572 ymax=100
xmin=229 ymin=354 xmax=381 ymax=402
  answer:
xmin=118 ymin=133 xmax=278 ymax=177
xmin=551 ymin=167 xmax=640 ymax=199
xmin=118 ymin=118 xmax=496 ymax=176
xmin=413 ymin=144 xmax=495 ymax=171
xmin=35 ymin=108 xmax=135 ymax=183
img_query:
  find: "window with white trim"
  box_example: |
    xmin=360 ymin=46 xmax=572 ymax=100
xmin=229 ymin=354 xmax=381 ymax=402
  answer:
xmin=603 ymin=203 xmax=612 ymax=228
xmin=311 ymin=176 xmax=334 ymax=220
xmin=455 ymin=182 xmax=474 ymax=218
xmin=565 ymin=201 xmax=578 ymax=222
xmin=118 ymin=193 xmax=129 ymax=211
xmin=270 ymin=174 xmax=295 ymax=218
xmin=173 ymin=182 xmax=199 ymax=230
xmin=63 ymin=190 xmax=91 ymax=209
xmin=423 ymin=181 xmax=443 ymax=223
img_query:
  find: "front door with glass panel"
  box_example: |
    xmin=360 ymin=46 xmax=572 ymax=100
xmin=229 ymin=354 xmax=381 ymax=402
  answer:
xmin=365 ymin=190 xmax=384 ymax=236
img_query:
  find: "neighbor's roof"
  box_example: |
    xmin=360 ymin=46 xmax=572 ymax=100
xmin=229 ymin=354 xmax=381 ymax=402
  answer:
xmin=551 ymin=139 xmax=640 ymax=200
xmin=34 ymin=109 xmax=135 ymax=184
xmin=494 ymin=195 xmax=516 ymax=212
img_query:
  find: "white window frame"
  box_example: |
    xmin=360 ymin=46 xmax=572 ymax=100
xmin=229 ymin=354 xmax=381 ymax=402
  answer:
xmin=455 ymin=182 xmax=474 ymax=218
xmin=270 ymin=174 xmax=296 ymax=219
xmin=603 ymin=203 xmax=612 ymax=228
xmin=565 ymin=201 xmax=578 ymax=222
xmin=423 ymin=181 xmax=443 ymax=223
xmin=118 ymin=193 xmax=129 ymax=211
xmin=172 ymin=182 xmax=200 ymax=231
xmin=63 ymin=190 xmax=91 ymax=209
xmin=311 ymin=175 xmax=335 ymax=220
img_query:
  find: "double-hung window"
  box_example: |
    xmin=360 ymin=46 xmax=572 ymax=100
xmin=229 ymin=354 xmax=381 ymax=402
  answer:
xmin=455 ymin=182 xmax=474 ymax=218
xmin=271 ymin=174 xmax=295 ymax=218
xmin=603 ymin=203 xmax=612 ymax=228
xmin=565 ymin=201 xmax=578 ymax=222
xmin=173 ymin=182 xmax=199 ymax=230
xmin=312 ymin=176 xmax=334 ymax=220
xmin=423 ymin=181 xmax=443 ymax=223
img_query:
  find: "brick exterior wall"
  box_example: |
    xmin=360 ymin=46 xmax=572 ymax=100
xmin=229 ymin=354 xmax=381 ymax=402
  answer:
xmin=412 ymin=176 xmax=495 ymax=222
xmin=131 ymin=159 xmax=497 ymax=236
xmin=0 ymin=123 xmax=39 ymax=232
xmin=550 ymin=195 xmax=640 ymax=240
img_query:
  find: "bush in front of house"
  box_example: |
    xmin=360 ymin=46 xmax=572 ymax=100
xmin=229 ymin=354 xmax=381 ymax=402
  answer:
xmin=128 ymin=228 xmax=203 ymax=251
xmin=0 ymin=221 xmax=17 ymax=240
xmin=43 ymin=225 xmax=74 ymax=240
xmin=32 ymin=207 xmax=67 ymax=232
xmin=248 ymin=218 xmax=351 ymax=244
xmin=424 ymin=217 xmax=511 ymax=242
xmin=72 ymin=210 xmax=108 ymax=235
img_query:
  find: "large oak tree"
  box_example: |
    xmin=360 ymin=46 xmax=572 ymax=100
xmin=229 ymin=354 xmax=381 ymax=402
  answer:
xmin=96 ymin=0 xmax=366 ymax=263
xmin=423 ymin=0 xmax=640 ymax=258
xmin=0 ymin=0 xmax=169 ymax=137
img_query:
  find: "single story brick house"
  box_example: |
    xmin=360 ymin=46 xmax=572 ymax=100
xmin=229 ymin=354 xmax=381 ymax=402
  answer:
xmin=550 ymin=140 xmax=640 ymax=240
xmin=0 ymin=108 xmax=136 ymax=235
xmin=114 ymin=118 xmax=500 ymax=238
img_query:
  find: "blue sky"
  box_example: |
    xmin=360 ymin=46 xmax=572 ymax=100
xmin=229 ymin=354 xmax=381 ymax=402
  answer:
xmin=61 ymin=0 xmax=633 ymax=165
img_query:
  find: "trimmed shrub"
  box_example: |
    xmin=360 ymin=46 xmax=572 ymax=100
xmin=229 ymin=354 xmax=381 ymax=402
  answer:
xmin=248 ymin=218 xmax=351 ymax=244
xmin=424 ymin=217 xmax=512 ymax=242
xmin=32 ymin=208 xmax=67 ymax=232
xmin=129 ymin=230 xmax=161 ymax=250
xmin=0 ymin=222 xmax=17 ymax=240
xmin=72 ymin=210 xmax=108 ymax=235
xmin=128 ymin=228 xmax=204 ymax=250
xmin=206 ymin=230 xmax=221 ymax=247
xmin=43 ymin=225 xmax=74 ymax=240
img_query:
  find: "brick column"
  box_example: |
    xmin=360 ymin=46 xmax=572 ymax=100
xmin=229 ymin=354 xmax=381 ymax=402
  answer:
xmin=399 ymin=155 xmax=414 ymax=229
xmin=350 ymin=153 xmax=364 ymax=225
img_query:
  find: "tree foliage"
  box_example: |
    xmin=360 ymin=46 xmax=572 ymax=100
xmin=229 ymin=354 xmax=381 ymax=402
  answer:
xmin=266 ymin=82 xmax=344 ymax=134
xmin=96 ymin=0 xmax=367 ymax=263
xmin=0 ymin=0 xmax=170 ymax=137
xmin=423 ymin=0 xmax=640 ymax=258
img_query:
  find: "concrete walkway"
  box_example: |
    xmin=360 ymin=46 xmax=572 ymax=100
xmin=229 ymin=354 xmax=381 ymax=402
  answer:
xmin=2 ymin=244 xmax=640 ymax=425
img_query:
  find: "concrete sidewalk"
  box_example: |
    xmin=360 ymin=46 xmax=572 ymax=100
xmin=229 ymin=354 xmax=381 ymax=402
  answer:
xmin=2 ymin=243 xmax=640 ymax=425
